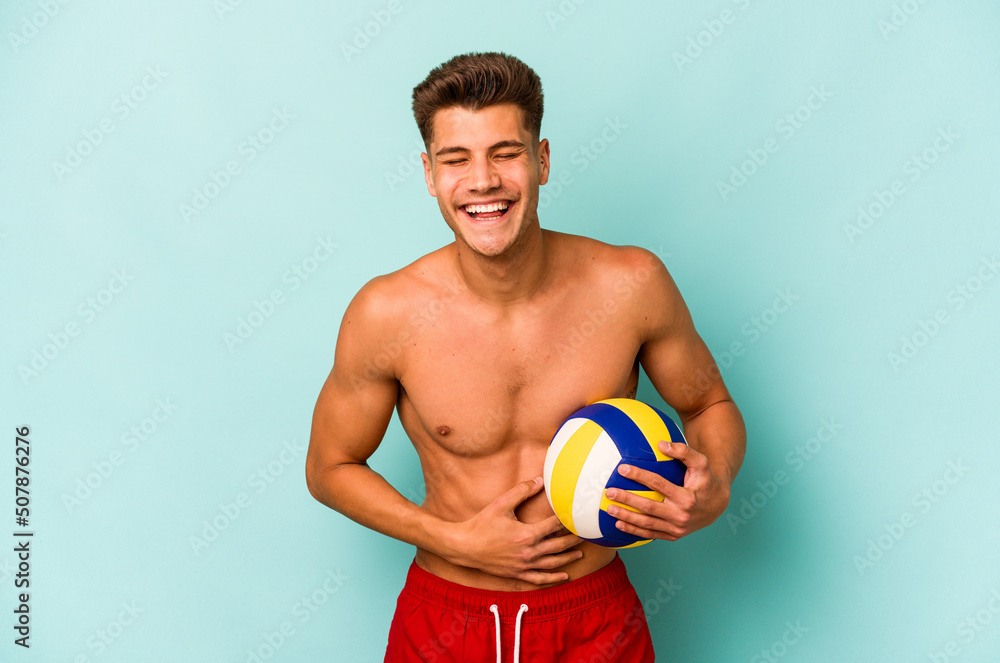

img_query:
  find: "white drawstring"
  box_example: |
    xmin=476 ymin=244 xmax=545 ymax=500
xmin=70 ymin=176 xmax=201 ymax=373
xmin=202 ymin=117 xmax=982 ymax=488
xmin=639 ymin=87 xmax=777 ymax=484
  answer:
xmin=513 ymin=604 xmax=529 ymax=662
xmin=489 ymin=605 xmax=501 ymax=663
xmin=489 ymin=603 xmax=530 ymax=663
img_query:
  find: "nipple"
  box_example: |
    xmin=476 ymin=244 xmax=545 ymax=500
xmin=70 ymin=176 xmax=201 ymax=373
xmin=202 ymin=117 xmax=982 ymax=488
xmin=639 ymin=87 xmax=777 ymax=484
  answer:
xmin=436 ymin=425 xmax=452 ymax=436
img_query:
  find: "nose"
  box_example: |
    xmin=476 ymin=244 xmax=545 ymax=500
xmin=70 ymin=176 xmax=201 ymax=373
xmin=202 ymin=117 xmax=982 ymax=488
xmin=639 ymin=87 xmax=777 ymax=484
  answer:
xmin=468 ymin=154 xmax=501 ymax=193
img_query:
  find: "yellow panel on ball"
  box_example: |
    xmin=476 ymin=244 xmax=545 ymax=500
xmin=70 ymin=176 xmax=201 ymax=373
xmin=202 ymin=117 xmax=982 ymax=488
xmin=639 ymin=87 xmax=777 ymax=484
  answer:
xmin=546 ymin=419 xmax=605 ymax=537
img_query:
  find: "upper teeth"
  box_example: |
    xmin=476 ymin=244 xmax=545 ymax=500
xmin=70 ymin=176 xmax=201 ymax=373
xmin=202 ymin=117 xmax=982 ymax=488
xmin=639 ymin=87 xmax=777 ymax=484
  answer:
xmin=465 ymin=202 xmax=509 ymax=213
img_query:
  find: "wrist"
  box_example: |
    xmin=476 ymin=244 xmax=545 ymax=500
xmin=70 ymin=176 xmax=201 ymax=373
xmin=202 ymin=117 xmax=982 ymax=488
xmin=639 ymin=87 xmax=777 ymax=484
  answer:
xmin=420 ymin=511 xmax=466 ymax=565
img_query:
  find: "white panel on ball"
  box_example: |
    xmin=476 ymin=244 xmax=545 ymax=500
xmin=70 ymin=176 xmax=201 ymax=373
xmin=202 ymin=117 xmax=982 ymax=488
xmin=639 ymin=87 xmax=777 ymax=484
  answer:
xmin=542 ymin=417 xmax=590 ymax=512
xmin=571 ymin=431 xmax=622 ymax=540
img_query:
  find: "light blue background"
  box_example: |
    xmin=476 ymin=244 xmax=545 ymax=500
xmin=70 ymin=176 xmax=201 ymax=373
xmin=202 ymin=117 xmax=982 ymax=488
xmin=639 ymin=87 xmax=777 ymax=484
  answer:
xmin=3 ymin=1 xmax=999 ymax=661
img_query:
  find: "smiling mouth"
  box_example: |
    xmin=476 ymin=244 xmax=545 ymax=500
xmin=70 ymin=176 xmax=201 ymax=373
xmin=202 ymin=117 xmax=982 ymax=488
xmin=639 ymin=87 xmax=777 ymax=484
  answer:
xmin=461 ymin=200 xmax=513 ymax=221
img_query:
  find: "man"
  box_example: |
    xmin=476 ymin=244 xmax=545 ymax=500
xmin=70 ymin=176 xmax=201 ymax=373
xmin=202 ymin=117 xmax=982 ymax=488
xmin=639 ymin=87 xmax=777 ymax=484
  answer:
xmin=306 ymin=52 xmax=746 ymax=662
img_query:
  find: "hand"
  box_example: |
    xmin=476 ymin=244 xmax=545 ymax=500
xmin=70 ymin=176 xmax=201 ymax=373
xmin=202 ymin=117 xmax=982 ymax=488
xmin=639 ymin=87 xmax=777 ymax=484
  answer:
xmin=444 ymin=477 xmax=583 ymax=585
xmin=605 ymin=441 xmax=730 ymax=541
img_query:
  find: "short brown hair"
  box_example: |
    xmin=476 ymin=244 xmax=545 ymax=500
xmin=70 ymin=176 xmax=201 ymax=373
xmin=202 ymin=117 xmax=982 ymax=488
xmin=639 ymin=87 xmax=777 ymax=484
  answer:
xmin=412 ymin=52 xmax=544 ymax=148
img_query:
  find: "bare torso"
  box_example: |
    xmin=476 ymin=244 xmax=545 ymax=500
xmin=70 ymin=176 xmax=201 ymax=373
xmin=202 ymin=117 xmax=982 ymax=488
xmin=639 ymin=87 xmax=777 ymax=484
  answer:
xmin=389 ymin=230 xmax=652 ymax=590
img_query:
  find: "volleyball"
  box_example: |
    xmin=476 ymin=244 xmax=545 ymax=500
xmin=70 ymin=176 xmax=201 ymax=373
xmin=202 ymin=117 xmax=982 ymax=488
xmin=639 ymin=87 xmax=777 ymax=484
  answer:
xmin=543 ymin=398 xmax=687 ymax=548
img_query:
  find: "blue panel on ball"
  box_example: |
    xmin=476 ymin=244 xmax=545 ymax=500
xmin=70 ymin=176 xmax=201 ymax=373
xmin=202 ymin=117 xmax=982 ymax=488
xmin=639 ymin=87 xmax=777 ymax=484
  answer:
xmin=598 ymin=509 xmax=645 ymax=546
xmin=621 ymin=457 xmax=687 ymax=487
xmin=605 ymin=467 xmax=652 ymax=492
xmin=660 ymin=460 xmax=686 ymax=486
xmin=653 ymin=405 xmax=687 ymax=445
xmin=585 ymin=534 xmax=647 ymax=548
xmin=573 ymin=402 xmax=657 ymax=461
xmin=605 ymin=459 xmax=686 ymax=491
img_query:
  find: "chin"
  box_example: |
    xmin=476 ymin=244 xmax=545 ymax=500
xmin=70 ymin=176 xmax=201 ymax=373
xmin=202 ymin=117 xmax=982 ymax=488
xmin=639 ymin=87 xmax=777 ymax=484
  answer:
xmin=447 ymin=221 xmax=514 ymax=258
xmin=464 ymin=238 xmax=513 ymax=259
xmin=469 ymin=224 xmax=530 ymax=258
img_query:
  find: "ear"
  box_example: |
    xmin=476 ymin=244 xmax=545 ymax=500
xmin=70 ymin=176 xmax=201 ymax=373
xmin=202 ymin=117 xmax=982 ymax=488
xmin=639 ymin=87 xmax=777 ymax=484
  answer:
xmin=421 ymin=151 xmax=437 ymax=197
xmin=537 ymin=138 xmax=551 ymax=186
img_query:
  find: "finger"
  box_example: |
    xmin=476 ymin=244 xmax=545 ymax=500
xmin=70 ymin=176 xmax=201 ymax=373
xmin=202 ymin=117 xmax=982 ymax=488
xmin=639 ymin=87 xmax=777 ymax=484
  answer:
xmin=605 ymin=491 xmax=690 ymax=536
xmin=530 ymin=514 xmax=572 ymax=539
xmin=606 ymin=484 xmax=696 ymax=527
xmin=494 ymin=477 xmax=545 ymax=513
xmin=604 ymin=488 xmax=670 ymax=518
xmin=617 ymin=464 xmax=686 ymax=500
xmin=658 ymin=440 xmax=707 ymax=470
xmin=607 ymin=503 xmax=670 ymax=533
xmin=517 ymin=570 xmax=571 ymax=586
xmin=542 ymin=525 xmax=575 ymax=540
xmin=614 ymin=518 xmax=679 ymax=542
xmin=529 ymin=548 xmax=584 ymax=570
xmin=532 ymin=533 xmax=583 ymax=556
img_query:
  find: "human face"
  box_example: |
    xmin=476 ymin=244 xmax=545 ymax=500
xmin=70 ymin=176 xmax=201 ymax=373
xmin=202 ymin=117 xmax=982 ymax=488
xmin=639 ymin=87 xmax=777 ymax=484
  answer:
xmin=421 ymin=104 xmax=550 ymax=259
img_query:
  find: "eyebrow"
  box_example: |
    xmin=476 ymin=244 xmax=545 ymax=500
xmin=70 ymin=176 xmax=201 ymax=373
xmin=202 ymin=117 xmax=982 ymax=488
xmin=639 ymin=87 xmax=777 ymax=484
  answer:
xmin=434 ymin=140 xmax=527 ymax=158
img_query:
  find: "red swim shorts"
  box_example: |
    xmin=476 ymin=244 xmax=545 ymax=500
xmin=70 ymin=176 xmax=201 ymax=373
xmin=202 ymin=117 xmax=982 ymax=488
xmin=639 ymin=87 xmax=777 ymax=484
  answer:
xmin=384 ymin=554 xmax=655 ymax=663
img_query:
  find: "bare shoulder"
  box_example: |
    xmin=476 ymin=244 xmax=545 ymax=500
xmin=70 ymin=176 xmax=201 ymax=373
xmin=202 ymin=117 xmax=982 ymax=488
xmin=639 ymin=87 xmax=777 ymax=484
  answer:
xmin=547 ymin=230 xmax=684 ymax=335
xmin=350 ymin=244 xmax=455 ymax=308
xmin=373 ymin=246 xmax=460 ymax=311
xmin=547 ymin=230 xmax=671 ymax=289
xmin=338 ymin=246 xmax=459 ymax=371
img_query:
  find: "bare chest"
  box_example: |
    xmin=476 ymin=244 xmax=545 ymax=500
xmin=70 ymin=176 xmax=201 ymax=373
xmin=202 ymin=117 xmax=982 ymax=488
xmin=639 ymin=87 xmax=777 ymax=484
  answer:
xmin=396 ymin=303 xmax=640 ymax=457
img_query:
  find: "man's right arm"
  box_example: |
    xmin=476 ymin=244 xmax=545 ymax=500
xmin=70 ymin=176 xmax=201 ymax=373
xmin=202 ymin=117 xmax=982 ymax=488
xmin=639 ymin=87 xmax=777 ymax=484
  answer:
xmin=305 ymin=278 xmax=581 ymax=584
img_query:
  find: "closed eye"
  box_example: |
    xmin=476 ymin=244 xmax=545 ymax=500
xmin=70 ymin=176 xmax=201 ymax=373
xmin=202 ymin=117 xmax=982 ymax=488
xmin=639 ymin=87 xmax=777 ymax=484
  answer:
xmin=440 ymin=151 xmax=520 ymax=165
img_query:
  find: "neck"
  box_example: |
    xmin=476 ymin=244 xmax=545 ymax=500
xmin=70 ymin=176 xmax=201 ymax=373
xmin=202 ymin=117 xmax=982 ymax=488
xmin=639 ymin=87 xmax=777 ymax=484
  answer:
xmin=454 ymin=225 xmax=551 ymax=306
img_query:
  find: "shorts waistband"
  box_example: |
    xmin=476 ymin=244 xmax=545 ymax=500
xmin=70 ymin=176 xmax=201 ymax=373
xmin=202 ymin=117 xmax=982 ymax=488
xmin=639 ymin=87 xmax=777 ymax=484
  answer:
xmin=400 ymin=554 xmax=630 ymax=622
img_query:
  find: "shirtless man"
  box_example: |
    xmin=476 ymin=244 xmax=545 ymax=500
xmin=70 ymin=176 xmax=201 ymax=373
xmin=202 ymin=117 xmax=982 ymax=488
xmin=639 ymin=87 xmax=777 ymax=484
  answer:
xmin=306 ymin=52 xmax=746 ymax=662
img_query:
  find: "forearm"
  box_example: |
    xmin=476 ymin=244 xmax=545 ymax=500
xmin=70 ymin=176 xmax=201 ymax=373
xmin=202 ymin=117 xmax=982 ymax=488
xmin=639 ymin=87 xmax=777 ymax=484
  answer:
xmin=680 ymin=399 xmax=746 ymax=487
xmin=308 ymin=462 xmax=456 ymax=558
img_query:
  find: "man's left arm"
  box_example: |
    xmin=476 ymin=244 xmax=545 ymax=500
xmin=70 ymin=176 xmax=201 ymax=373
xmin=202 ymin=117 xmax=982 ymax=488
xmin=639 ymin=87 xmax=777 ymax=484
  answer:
xmin=606 ymin=249 xmax=747 ymax=541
